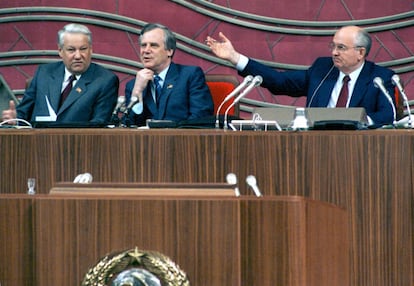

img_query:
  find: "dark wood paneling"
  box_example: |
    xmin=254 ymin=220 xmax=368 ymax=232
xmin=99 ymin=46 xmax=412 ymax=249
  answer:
xmin=33 ymin=196 xmax=242 ymax=285
xmin=0 ymin=195 xmax=347 ymax=286
xmin=0 ymin=129 xmax=413 ymax=285
xmin=239 ymin=198 xmax=349 ymax=286
xmin=0 ymin=196 xmax=34 ymax=285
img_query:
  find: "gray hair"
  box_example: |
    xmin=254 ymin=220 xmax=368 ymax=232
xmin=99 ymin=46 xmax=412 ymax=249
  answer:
xmin=139 ymin=23 xmax=177 ymax=57
xmin=355 ymin=28 xmax=372 ymax=56
xmin=57 ymin=23 xmax=92 ymax=48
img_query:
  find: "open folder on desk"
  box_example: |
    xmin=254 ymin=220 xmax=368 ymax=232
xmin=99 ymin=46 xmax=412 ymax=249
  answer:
xmin=251 ymin=107 xmax=369 ymax=130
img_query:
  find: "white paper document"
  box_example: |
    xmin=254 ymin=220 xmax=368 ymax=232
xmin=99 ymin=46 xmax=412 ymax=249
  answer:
xmin=35 ymin=95 xmax=57 ymax=122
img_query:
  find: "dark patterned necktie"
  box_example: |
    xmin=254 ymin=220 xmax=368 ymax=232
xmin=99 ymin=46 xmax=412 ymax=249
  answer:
xmin=154 ymin=75 xmax=162 ymax=105
xmin=336 ymin=75 xmax=350 ymax=107
xmin=60 ymin=74 xmax=76 ymax=107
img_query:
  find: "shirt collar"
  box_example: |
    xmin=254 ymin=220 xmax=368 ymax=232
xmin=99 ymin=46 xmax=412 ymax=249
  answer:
xmin=64 ymin=68 xmax=81 ymax=81
xmin=154 ymin=66 xmax=169 ymax=82
xmin=340 ymin=61 xmax=365 ymax=83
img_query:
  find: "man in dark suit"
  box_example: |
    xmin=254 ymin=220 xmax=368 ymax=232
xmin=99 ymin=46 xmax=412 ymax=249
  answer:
xmin=2 ymin=23 xmax=119 ymax=125
xmin=125 ymin=23 xmax=213 ymax=127
xmin=206 ymin=26 xmax=396 ymax=126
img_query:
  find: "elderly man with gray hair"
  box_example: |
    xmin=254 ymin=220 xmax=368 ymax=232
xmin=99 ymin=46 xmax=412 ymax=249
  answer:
xmin=2 ymin=23 xmax=119 ymax=126
xmin=206 ymin=25 xmax=396 ymax=127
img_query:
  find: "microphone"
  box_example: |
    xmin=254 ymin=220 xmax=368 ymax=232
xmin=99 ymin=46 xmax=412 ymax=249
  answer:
xmin=120 ymin=96 xmax=138 ymax=127
xmin=110 ymin=96 xmax=126 ymax=126
xmin=124 ymin=96 xmax=138 ymax=115
xmin=223 ymin=75 xmax=263 ymax=129
xmin=215 ymin=75 xmax=254 ymax=128
xmin=373 ymin=77 xmax=396 ymax=125
xmin=391 ymin=74 xmax=412 ymax=128
xmin=246 ymin=175 xmax=262 ymax=197
xmin=307 ymin=65 xmax=335 ymax=107
xmin=73 ymin=172 xmax=93 ymax=184
xmin=113 ymin=96 xmax=126 ymax=115
xmin=226 ymin=173 xmax=240 ymax=197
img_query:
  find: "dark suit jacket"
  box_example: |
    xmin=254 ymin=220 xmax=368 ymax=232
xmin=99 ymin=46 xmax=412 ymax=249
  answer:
xmin=125 ymin=62 xmax=213 ymax=126
xmin=240 ymin=57 xmax=395 ymax=125
xmin=17 ymin=61 xmax=119 ymax=124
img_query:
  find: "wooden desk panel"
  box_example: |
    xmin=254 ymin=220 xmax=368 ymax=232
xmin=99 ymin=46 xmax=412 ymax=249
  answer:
xmin=239 ymin=197 xmax=349 ymax=286
xmin=33 ymin=196 xmax=241 ymax=286
xmin=30 ymin=195 xmax=345 ymax=286
xmin=0 ymin=128 xmax=413 ymax=285
xmin=0 ymin=129 xmax=412 ymax=200
xmin=0 ymin=196 xmax=34 ymax=285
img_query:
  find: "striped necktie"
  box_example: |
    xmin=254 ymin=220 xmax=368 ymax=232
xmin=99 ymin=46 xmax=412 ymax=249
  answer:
xmin=154 ymin=75 xmax=162 ymax=105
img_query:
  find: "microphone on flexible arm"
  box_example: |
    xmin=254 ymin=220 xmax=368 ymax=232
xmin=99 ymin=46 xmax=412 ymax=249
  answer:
xmin=121 ymin=96 xmax=138 ymax=127
xmin=110 ymin=96 xmax=126 ymax=126
xmin=373 ymin=77 xmax=397 ymax=126
xmin=223 ymin=75 xmax=263 ymax=130
xmin=307 ymin=65 xmax=335 ymax=107
xmin=124 ymin=96 xmax=138 ymax=114
xmin=113 ymin=96 xmax=126 ymax=115
xmin=391 ymin=74 xmax=413 ymax=128
xmin=215 ymin=75 xmax=254 ymax=128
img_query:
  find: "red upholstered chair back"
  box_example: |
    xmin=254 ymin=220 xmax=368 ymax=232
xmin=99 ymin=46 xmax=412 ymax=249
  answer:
xmin=205 ymin=74 xmax=240 ymax=116
xmin=394 ymin=86 xmax=405 ymax=120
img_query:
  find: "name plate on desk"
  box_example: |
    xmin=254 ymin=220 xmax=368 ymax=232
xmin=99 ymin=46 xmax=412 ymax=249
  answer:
xmin=49 ymin=182 xmax=237 ymax=197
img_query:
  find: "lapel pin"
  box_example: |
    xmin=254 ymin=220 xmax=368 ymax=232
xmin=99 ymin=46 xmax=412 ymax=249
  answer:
xmin=167 ymin=84 xmax=173 ymax=89
xmin=76 ymin=87 xmax=82 ymax=93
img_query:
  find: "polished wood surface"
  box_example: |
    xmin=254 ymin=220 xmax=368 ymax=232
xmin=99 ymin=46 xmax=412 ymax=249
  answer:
xmin=49 ymin=182 xmax=237 ymax=196
xmin=33 ymin=195 xmax=241 ymax=285
xmin=0 ymin=194 xmax=347 ymax=286
xmin=0 ymin=128 xmax=413 ymax=285
xmin=239 ymin=198 xmax=349 ymax=285
xmin=0 ymin=196 xmax=34 ymax=285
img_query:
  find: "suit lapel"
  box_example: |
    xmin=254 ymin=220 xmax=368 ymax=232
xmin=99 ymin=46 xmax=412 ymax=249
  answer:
xmin=349 ymin=62 xmax=371 ymax=107
xmin=48 ymin=64 xmax=65 ymax=112
xmin=157 ymin=63 xmax=177 ymax=118
xmin=58 ymin=81 xmax=86 ymax=114
xmin=57 ymin=64 xmax=94 ymax=115
xmin=311 ymin=69 xmax=338 ymax=107
xmin=144 ymin=84 xmax=158 ymax=118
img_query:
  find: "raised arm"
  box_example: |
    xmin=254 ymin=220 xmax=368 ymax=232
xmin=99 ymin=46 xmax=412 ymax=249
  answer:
xmin=206 ymin=32 xmax=241 ymax=65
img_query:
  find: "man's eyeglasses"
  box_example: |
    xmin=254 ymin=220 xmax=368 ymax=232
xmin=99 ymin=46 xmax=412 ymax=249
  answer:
xmin=329 ymin=42 xmax=363 ymax=52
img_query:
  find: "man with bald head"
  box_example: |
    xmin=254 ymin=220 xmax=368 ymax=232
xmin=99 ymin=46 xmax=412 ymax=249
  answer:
xmin=206 ymin=26 xmax=396 ymax=126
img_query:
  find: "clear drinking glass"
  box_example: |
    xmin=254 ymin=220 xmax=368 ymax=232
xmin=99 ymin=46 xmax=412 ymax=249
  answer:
xmin=288 ymin=107 xmax=310 ymax=130
xmin=27 ymin=178 xmax=36 ymax=195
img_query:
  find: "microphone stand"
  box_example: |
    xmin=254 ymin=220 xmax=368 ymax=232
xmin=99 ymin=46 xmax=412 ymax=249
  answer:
xmin=392 ymin=74 xmax=413 ymax=128
xmin=402 ymin=95 xmax=413 ymax=128
xmin=110 ymin=96 xmax=125 ymax=127
xmin=121 ymin=96 xmax=138 ymax=127
xmin=373 ymin=77 xmax=397 ymax=126
xmin=223 ymin=75 xmax=263 ymax=130
xmin=215 ymin=75 xmax=253 ymax=128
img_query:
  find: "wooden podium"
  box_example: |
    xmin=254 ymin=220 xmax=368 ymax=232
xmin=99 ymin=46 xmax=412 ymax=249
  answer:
xmin=3 ymin=129 xmax=410 ymax=285
xmin=0 ymin=183 xmax=349 ymax=286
